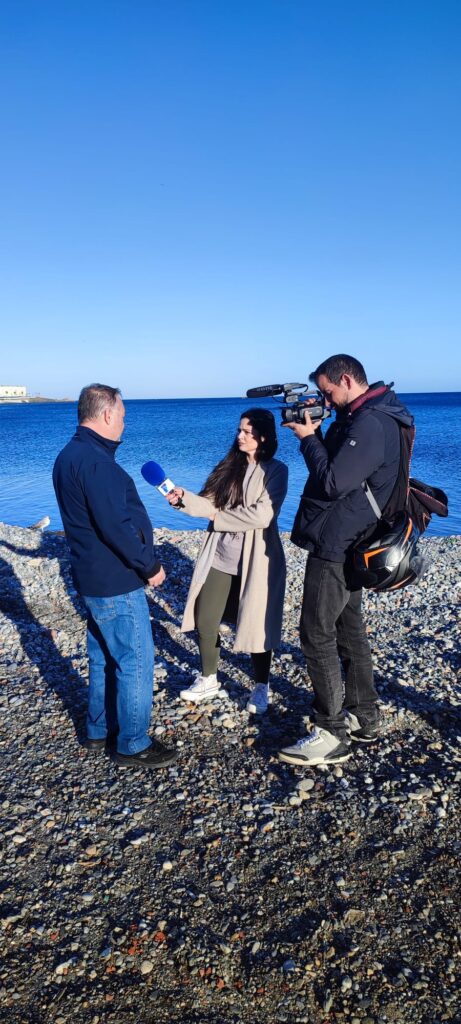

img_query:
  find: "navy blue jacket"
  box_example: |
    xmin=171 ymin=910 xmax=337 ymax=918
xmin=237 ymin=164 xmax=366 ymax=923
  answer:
xmin=291 ymin=384 xmax=414 ymax=561
xmin=53 ymin=426 xmax=161 ymax=596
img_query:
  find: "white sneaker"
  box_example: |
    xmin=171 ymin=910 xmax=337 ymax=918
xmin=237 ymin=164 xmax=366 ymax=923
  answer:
xmin=278 ymin=726 xmax=351 ymax=766
xmin=179 ymin=673 xmax=221 ymax=703
xmin=246 ymin=683 xmax=271 ymax=715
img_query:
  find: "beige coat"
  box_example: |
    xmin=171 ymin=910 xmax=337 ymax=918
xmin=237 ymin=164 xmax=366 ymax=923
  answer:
xmin=179 ymin=458 xmax=288 ymax=652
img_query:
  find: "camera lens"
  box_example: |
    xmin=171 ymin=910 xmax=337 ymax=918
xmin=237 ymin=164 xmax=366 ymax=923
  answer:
xmin=281 ymin=406 xmax=306 ymax=424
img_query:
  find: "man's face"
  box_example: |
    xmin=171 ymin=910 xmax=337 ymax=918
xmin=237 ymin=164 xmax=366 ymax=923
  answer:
xmin=316 ymin=373 xmax=350 ymax=411
xmin=107 ymin=396 xmax=126 ymax=440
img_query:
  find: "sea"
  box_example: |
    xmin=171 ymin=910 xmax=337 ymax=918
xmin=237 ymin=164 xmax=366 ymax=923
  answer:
xmin=0 ymin=394 xmax=460 ymax=537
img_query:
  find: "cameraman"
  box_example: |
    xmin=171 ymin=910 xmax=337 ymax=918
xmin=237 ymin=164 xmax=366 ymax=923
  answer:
xmin=278 ymin=354 xmax=414 ymax=767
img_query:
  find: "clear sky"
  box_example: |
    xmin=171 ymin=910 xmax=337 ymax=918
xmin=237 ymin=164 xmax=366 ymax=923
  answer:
xmin=1 ymin=0 xmax=460 ymax=397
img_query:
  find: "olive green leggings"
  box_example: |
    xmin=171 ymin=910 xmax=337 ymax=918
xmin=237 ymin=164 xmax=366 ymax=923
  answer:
xmin=195 ymin=567 xmax=272 ymax=681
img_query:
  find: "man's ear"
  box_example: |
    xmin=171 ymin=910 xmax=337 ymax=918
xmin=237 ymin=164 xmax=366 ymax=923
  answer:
xmin=342 ymin=373 xmax=354 ymax=390
xmin=102 ymin=405 xmax=112 ymax=424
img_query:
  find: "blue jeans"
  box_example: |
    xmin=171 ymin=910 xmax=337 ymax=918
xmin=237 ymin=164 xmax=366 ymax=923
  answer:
xmin=300 ymin=556 xmax=378 ymax=740
xmin=82 ymin=588 xmax=154 ymax=755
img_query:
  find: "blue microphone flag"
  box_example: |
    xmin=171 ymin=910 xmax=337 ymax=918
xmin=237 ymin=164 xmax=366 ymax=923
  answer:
xmin=141 ymin=460 xmax=177 ymax=498
xmin=141 ymin=461 xmax=167 ymax=487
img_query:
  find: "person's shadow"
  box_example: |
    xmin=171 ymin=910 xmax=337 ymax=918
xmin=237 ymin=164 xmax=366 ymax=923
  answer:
xmin=0 ymin=532 xmax=88 ymax=742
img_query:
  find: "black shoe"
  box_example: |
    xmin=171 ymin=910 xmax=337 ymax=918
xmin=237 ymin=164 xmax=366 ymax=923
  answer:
xmin=112 ymin=741 xmax=177 ymax=769
xmin=82 ymin=735 xmax=116 ymax=752
xmin=82 ymin=737 xmax=106 ymax=751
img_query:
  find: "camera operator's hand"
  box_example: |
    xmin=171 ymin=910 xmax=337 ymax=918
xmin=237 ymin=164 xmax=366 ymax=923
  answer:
xmin=167 ymin=487 xmax=184 ymax=507
xmin=282 ymin=406 xmax=323 ymax=439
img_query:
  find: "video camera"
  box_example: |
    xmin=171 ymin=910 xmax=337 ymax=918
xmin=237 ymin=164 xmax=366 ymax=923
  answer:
xmin=246 ymin=383 xmax=330 ymax=425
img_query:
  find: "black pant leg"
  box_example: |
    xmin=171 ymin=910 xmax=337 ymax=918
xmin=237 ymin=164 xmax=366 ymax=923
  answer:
xmin=300 ymin=556 xmax=351 ymax=739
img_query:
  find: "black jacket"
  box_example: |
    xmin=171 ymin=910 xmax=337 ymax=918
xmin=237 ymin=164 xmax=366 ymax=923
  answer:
xmin=291 ymin=384 xmax=414 ymax=562
xmin=53 ymin=426 xmax=161 ymax=596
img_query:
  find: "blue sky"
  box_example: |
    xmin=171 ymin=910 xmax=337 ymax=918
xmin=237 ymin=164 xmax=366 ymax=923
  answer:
xmin=1 ymin=0 xmax=460 ymax=397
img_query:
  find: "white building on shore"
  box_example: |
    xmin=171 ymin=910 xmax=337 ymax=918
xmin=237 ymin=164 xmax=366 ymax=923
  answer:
xmin=0 ymin=385 xmax=28 ymax=402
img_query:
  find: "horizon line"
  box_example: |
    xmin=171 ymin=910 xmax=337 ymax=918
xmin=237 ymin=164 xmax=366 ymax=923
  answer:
xmin=11 ymin=388 xmax=461 ymax=403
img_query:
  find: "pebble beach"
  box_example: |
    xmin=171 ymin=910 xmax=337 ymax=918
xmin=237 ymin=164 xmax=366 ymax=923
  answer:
xmin=0 ymin=521 xmax=460 ymax=1024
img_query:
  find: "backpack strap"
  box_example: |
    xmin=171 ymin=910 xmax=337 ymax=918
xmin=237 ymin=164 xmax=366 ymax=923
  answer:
xmin=361 ymin=422 xmax=416 ymax=522
xmin=362 ymin=480 xmax=383 ymax=519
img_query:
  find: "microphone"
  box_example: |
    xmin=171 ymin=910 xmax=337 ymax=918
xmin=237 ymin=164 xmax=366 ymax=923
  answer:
xmin=246 ymin=384 xmax=285 ymax=398
xmin=141 ymin=461 xmax=184 ymax=507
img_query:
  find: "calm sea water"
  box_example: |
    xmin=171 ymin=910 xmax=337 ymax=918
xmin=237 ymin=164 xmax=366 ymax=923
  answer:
xmin=0 ymin=394 xmax=459 ymax=536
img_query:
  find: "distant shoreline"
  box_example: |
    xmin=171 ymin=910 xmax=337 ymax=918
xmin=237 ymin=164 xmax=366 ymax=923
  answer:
xmin=0 ymin=397 xmax=75 ymax=404
xmin=1 ymin=392 xmax=460 ymax=405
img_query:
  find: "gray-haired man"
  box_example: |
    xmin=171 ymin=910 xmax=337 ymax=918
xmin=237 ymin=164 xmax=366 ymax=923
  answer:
xmin=53 ymin=383 xmax=177 ymax=770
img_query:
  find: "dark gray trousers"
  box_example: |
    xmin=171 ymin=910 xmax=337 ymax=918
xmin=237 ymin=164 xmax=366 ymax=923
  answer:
xmin=300 ymin=555 xmax=378 ymax=740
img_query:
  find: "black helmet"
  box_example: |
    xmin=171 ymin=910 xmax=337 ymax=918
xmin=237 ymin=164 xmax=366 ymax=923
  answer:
xmin=351 ymin=512 xmax=421 ymax=592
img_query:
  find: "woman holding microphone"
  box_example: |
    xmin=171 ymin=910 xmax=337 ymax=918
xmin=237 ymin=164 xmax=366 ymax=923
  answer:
xmin=168 ymin=408 xmax=288 ymax=714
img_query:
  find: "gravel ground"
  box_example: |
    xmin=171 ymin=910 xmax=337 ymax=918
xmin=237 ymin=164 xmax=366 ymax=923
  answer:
xmin=0 ymin=522 xmax=460 ymax=1024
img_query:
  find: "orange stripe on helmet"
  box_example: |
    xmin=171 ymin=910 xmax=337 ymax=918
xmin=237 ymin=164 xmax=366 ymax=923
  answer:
xmin=364 ymin=547 xmax=387 ymax=567
xmin=387 ymin=573 xmax=414 ymax=591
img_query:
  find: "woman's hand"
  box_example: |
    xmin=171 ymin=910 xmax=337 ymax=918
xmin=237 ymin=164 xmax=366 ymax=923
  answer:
xmin=167 ymin=487 xmax=185 ymax=507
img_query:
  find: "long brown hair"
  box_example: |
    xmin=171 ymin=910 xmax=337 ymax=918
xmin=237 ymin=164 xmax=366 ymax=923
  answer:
xmin=200 ymin=408 xmax=277 ymax=509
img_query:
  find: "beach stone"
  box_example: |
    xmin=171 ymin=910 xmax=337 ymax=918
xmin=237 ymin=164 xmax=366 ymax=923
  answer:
xmin=297 ymin=778 xmax=315 ymax=792
xmin=55 ymin=960 xmax=73 ymax=975
xmin=323 ymin=989 xmax=333 ymax=1012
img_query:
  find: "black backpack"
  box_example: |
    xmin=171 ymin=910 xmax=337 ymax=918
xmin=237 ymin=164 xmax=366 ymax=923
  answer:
xmin=363 ymin=423 xmax=449 ymax=533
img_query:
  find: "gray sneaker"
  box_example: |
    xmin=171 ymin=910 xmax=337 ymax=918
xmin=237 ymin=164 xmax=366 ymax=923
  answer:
xmin=344 ymin=711 xmax=379 ymax=744
xmin=278 ymin=726 xmax=352 ymax=766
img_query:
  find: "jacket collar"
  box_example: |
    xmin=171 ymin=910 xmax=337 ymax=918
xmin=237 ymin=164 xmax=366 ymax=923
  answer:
xmin=347 ymin=381 xmax=390 ymax=416
xmin=75 ymin=424 xmax=121 ymax=455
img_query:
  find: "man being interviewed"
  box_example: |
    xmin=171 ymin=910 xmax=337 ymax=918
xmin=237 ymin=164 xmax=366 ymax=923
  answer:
xmin=53 ymin=383 xmax=177 ymax=770
xmin=279 ymin=354 xmax=413 ymax=767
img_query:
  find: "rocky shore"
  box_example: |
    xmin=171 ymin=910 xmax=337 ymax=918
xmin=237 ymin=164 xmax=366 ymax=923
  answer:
xmin=0 ymin=522 xmax=460 ymax=1024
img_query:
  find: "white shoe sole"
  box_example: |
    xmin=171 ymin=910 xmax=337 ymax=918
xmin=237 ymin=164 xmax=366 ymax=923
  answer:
xmin=278 ymin=747 xmax=352 ymax=766
xmin=179 ymin=687 xmax=221 ymax=704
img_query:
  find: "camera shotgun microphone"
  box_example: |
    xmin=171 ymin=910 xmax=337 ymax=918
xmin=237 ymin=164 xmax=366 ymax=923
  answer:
xmin=246 ymin=384 xmax=285 ymax=398
xmin=141 ymin=461 xmax=184 ymax=508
